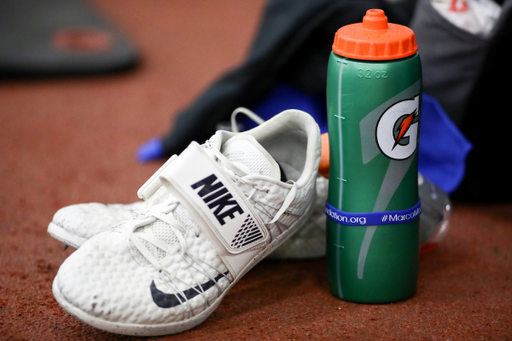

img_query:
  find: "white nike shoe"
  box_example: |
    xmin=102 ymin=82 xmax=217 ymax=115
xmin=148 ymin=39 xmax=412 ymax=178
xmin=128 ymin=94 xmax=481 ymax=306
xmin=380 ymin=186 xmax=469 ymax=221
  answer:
xmin=52 ymin=109 xmax=321 ymax=336
xmin=47 ymin=108 xmax=326 ymax=259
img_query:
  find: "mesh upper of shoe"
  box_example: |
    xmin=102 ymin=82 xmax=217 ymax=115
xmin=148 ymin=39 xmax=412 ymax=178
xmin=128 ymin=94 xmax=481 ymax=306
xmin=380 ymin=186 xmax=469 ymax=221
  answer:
xmin=51 ymin=201 xmax=144 ymax=241
xmin=54 ymin=114 xmax=320 ymax=329
xmin=56 ymin=221 xmax=230 ymax=325
xmin=50 ymin=185 xmax=175 ymax=245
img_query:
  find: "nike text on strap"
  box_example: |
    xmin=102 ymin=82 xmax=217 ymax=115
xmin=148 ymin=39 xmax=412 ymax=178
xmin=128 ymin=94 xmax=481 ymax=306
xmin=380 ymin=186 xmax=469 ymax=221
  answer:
xmin=158 ymin=142 xmax=269 ymax=277
xmin=325 ymin=201 xmax=421 ymax=226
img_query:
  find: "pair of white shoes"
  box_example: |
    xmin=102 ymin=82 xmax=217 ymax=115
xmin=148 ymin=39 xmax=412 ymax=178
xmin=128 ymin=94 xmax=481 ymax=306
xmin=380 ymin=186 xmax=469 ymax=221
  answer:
xmin=50 ymin=108 xmax=451 ymax=336
xmin=50 ymin=109 xmax=325 ymax=336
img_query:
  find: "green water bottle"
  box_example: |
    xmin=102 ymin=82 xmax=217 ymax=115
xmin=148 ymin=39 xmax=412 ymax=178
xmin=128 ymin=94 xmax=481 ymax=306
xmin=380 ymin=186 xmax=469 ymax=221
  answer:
xmin=325 ymin=9 xmax=422 ymax=303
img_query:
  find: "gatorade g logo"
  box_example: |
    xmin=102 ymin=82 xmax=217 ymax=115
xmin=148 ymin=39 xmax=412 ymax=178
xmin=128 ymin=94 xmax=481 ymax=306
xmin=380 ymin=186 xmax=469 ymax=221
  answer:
xmin=376 ymin=95 xmax=420 ymax=160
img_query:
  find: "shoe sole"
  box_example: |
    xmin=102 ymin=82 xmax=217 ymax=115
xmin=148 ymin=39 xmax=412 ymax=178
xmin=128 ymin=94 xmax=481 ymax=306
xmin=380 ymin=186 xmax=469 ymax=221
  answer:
xmin=48 ymin=222 xmax=85 ymax=249
xmin=52 ymin=198 xmax=315 ymax=336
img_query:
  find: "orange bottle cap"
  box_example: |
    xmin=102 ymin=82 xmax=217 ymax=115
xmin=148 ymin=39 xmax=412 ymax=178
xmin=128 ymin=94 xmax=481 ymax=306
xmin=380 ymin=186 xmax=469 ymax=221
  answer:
xmin=332 ymin=9 xmax=417 ymax=61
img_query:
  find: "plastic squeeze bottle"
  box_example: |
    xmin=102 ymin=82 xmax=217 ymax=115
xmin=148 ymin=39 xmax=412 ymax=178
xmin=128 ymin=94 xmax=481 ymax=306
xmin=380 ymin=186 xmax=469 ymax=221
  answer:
xmin=325 ymin=9 xmax=422 ymax=303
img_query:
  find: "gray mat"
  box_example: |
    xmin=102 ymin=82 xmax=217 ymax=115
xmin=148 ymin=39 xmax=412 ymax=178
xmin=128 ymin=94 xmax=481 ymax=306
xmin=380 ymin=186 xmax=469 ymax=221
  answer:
xmin=0 ymin=0 xmax=138 ymax=76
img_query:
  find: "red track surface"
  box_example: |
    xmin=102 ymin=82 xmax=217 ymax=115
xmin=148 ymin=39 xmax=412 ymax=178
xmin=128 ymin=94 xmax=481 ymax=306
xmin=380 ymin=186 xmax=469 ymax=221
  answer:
xmin=1 ymin=1 xmax=511 ymax=339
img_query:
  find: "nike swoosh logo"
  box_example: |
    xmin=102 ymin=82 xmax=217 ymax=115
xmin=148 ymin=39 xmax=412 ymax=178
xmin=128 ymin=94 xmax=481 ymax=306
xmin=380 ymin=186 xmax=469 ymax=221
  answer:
xmin=150 ymin=272 xmax=228 ymax=308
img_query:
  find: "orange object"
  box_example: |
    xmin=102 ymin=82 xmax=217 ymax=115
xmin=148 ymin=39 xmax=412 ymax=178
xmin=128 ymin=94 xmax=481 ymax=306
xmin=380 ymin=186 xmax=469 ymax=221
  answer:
xmin=318 ymin=133 xmax=330 ymax=179
xmin=332 ymin=9 xmax=417 ymax=61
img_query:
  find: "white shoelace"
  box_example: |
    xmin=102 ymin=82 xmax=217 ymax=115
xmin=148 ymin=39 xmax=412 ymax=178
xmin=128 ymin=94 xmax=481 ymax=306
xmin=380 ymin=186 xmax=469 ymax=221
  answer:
xmin=206 ymin=138 xmax=297 ymax=224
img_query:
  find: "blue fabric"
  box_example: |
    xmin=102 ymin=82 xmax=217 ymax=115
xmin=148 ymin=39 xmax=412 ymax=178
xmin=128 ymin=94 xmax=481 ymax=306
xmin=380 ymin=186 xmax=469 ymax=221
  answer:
xmin=418 ymin=93 xmax=472 ymax=193
xmin=244 ymin=83 xmax=329 ymax=134
xmin=137 ymin=137 xmax=165 ymax=163
xmin=247 ymin=83 xmax=472 ymax=194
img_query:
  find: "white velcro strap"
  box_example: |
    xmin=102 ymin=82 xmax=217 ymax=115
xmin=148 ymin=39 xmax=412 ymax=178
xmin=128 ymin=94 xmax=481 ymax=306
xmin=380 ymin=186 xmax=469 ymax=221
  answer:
xmin=158 ymin=142 xmax=269 ymax=277
xmin=137 ymin=155 xmax=177 ymax=201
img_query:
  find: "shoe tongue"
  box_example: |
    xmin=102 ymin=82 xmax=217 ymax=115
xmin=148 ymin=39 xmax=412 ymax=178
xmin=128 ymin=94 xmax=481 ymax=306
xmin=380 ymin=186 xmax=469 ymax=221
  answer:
xmin=221 ymin=134 xmax=281 ymax=180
